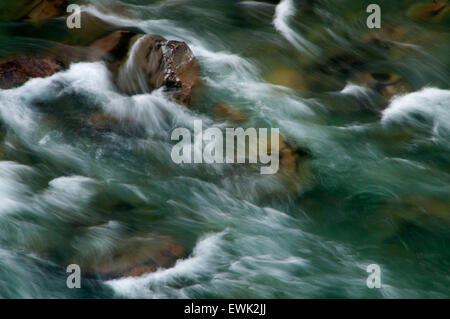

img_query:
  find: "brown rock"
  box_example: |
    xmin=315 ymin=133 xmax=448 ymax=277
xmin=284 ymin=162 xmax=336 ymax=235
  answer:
xmin=85 ymin=112 xmax=145 ymax=137
xmin=262 ymin=133 xmax=310 ymax=174
xmin=407 ymin=2 xmax=449 ymax=23
xmin=363 ymin=25 xmax=407 ymax=48
xmin=213 ymin=104 xmax=247 ymax=123
xmin=266 ymin=68 xmax=308 ymax=93
xmin=91 ymin=31 xmax=201 ymax=106
xmin=276 ymin=135 xmax=308 ymax=174
xmin=0 ymin=56 xmax=64 ymax=89
xmin=354 ymin=72 xmax=411 ymax=100
xmin=69 ymin=12 xmax=118 ymax=46
xmin=26 ymin=0 xmax=67 ymax=22
xmin=89 ymin=30 xmax=140 ymax=67
xmin=81 ymin=237 xmax=185 ymax=279
xmin=0 ymin=0 xmax=68 ymax=22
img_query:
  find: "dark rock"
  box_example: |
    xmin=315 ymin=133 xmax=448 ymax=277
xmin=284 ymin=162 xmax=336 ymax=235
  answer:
xmin=0 ymin=56 xmax=64 ymax=89
xmin=354 ymin=72 xmax=411 ymax=100
xmin=318 ymin=53 xmax=364 ymax=76
xmin=0 ymin=0 xmax=68 ymax=22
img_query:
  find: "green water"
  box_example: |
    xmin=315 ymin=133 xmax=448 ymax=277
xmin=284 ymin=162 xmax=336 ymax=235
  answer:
xmin=0 ymin=0 xmax=449 ymax=298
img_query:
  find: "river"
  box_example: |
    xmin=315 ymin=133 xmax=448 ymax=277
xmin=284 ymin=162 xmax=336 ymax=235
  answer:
xmin=0 ymin=0 xmax=449 ymax=298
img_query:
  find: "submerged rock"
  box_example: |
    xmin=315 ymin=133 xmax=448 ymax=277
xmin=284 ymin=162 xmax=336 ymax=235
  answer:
xmin=80 ymin=236 xmax=185 ymax=279
xmin=257 ymin=133 xmax=311 ymax=174
xmin=26 ymin=0 xmax=67 ymax=22
xmin=407 ymin=2 xmax=449 ymax=23
xmin=266 ymin=68 xmax=308 ymax=93
xmin=90 ymin=31 xmax=201 ymax=106
xmin=85 ymin=112 xmax=146 ymax=137
xmin=68 ymin=11 xmax=118 ymax=46
xmin=273 ymin=134 xmax=310 ymax=174
xmin=354 ymin=72 xmax=411 ymax=100
xmin=0 ymin=0 xmax=68 ymax=22
xmin=363 ymin=25 xmax=407 ymax=48
xmin=318 ymin=53 xmax=364 ymax=76
xmin=89 ymin=30 xmax=140 ymax=68
xmin=0 ymin=56 xmax=64 ymax=89
xmin=213 ymin=104 xmax=248 ymax=124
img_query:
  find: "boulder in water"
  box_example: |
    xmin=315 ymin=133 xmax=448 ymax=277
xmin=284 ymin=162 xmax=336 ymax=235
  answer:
xmin=257 ymin=133 xmax=311 ymax=174
xmin=213 ymin=104 xmax=248 ymax=124
xmin=266 ymin=67 xmax=308 ymax=93
xmin=80 ymin=236 xmax=185 ymax=279
xmin=0 ymin=56 xmax=64 ymax=89
xmin=26 ymin=0 xmax=67 ymax=22
xmin=354 ymin=72 xmax=411 ymax=100
xmin=407 ymin=2 xmax=449 ymax=24
xmin=89 ymin=30 xmax=140 ymax=67
xmin=90 ymin=31 xmax=201 ymax=106
xmin=275 ymin=134 xmax=310 ymax=174
xmin=0 ymin=0 xmax=68 ymax=22
xmin=85 ymin=112 xmax=146 ymax=137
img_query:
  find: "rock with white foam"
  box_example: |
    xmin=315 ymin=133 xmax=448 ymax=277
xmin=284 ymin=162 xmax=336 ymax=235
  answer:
xmin=90 ymin=31 xmax=202 ymax=106
xmin=0 ymin=56 xmax=65 ymax=90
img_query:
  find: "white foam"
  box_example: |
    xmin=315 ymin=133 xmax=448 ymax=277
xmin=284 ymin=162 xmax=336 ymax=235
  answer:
xmin=381 ymin=87 xmax=450 ymax=137
xmin=0 ymin=162 xmax=34 ymax=215
xmin=106 ymin=232 xmax=225 ymax=298
xmin=273 ymin=0 xmax=319 ymax=56
xmin=341 ymin=83 xmax=372 ymax=96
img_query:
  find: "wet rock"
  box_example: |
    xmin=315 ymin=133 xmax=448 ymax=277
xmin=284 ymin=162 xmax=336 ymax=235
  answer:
xmin=89 ymin=30 xmax=140 ymax=68
xmin=69 ymin=12 xmax=118 ymax=46
xmin=259 ymin=133 xmax=311 ymax=174
xmin=354 ymin=72 xmax=411 ymax=100
xmin=407 ymin=2 xmax=449 ymax=24
xmin=266 ymin=68 xmax=308 ymax=93
xmin=86 ymin=113 xmax=122 ymax=132
xmin=81 ymin=237 xmax=185 ymax=279
xmin=401 ymin=195 xmax=450 ymax=223
xmin=85 ymin=112 xmax=146 ymax=137
xmin=363 ymin=25 xmax=407 ymax=48
xmin=26 ymin=0 xmax=67 ymax=22
xmin=213 ymin=104 xmax=248 ymax=124
xmin=0 ymin=56 xmax=65 ymax=89
xmin=318 ymin=53 xmax=364 ymax=76
xmin=0 ymin=0 xmax=68 ymax=22
xmin=90 ymin=31 xmax=202 ymax=106
xmin=275 ymin=134 xmax=310 ymax=174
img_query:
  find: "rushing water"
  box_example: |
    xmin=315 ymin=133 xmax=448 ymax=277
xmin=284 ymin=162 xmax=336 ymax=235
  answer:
xmin=0 ymin=0 xmax=449 ymax=298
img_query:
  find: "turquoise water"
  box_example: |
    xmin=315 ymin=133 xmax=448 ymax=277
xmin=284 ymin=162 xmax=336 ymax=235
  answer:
xmin=0 ymin=0 xmax=449 ymax=298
